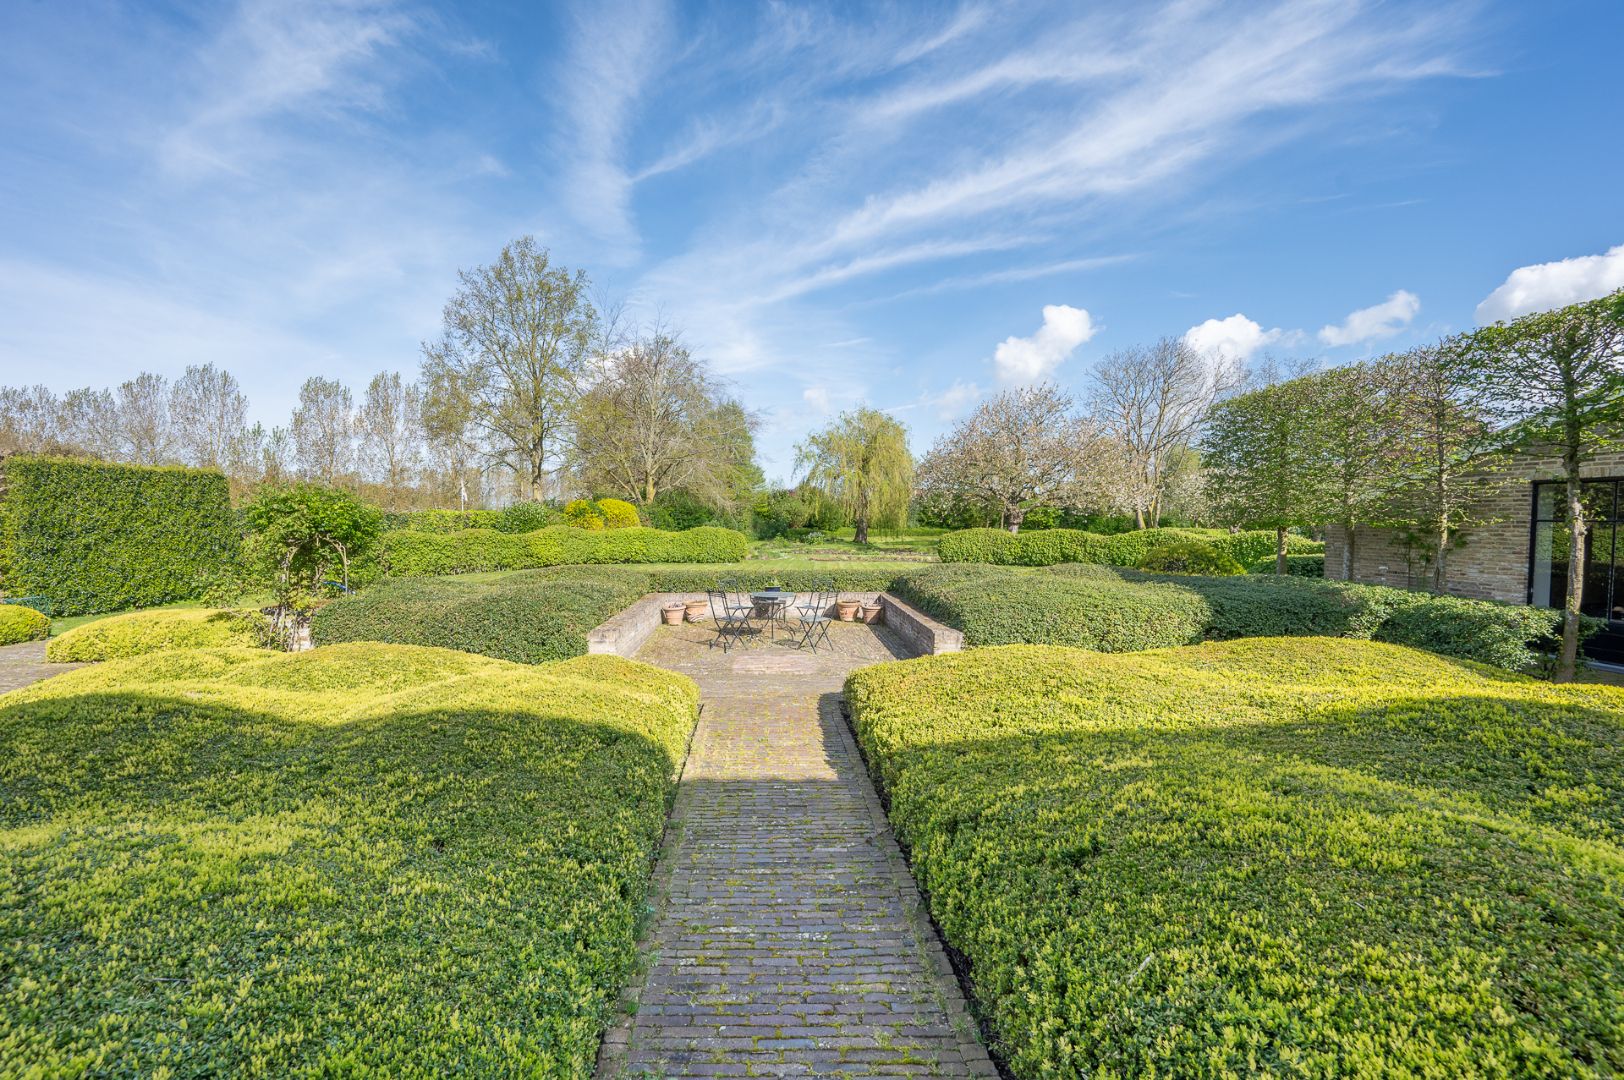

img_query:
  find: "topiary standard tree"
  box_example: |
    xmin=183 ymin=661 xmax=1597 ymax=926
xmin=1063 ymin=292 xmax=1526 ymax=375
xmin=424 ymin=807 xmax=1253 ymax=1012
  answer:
xmin=795 ymin=408 xmax=913 ymax=545
xmin=1470 ymin=289 xmax=1624 ymax=681
xmin=1201 ymin=377 xmax=1322 ymax=574
xmin=242 ymin=483 xmax=384 ymax=598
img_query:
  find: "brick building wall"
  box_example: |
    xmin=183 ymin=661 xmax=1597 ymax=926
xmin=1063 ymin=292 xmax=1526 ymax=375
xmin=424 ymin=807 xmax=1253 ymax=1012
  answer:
xmin=1323 ymin=449 xmax=1624 ymax=605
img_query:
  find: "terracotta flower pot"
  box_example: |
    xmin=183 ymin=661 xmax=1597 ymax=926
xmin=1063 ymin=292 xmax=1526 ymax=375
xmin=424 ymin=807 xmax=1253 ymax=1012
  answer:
xmin=859 ymin=602 xmax=884 ymax=624
xmin=835 ymin=599 xmax=861 ymax=622
xmin=684 ymin=599 xmax=708 ymax=622
xmin=661 ymin=603 xmax=686 ymax=625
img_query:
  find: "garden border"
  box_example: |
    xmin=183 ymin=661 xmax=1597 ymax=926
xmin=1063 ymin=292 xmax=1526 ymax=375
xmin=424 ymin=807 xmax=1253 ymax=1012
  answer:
xmin=587 ymin=591 xmax=962 ymax=658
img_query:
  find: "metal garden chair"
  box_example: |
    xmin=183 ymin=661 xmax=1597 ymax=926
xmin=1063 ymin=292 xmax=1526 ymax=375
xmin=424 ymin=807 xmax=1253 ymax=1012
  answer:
xmin=707 ymin=587 xmax=756 ymax=653
xmin=790 ymin=580 xmax=838 ymax=654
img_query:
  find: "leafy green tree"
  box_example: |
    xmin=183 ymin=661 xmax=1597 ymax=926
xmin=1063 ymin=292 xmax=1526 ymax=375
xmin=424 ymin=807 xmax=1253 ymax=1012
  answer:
xmin=242 ymin=483 xmax=384 ymax=598
xmin=795 ymin=408 xmax=914 ymax=545
xmin=1470 ymin=289 xmax=1624 ymax=680
xmin=1381 ymin=337 xmax=1507 ymax=595
xmin=421 ymin=237 xmax=598 ymax=500
xmin=1297 ymin=358 xmax=1410 ymax=580
xmin=1201 ymin=378 xmax=1321 ymax=574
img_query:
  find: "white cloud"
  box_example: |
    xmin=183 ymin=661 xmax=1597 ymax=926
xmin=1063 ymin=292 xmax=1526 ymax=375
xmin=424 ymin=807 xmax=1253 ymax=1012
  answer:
xmin=1476 ymin=244 xmax=1624 ymax=323
xmin=1183 ymin=313 xmax=1282 ymax=363
xmin=1318 ymin=290 xmax=1420 ymax=347
xmin=803 ymin=386 xmax=833 ymax=414
xmin=993 ymin=305 xmax=1096 ymax=384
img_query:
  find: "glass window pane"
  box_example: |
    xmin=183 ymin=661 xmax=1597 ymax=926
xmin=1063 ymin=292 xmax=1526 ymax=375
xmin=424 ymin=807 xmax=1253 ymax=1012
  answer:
xmin=1535 ymin=482 xmax=1562 ymax=521
xmin=1530 ymin=521 xmax=1566 ymax=610
xmin=1585 ymin=481 xmax=1618 ymax=523
xmin=1584 ymin=523 xmax=1617 ymax=621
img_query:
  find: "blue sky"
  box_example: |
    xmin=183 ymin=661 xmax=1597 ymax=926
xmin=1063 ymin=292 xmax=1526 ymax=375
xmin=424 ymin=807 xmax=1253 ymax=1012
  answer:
xmin=3 ymin=1 xmax=1623 ymax=481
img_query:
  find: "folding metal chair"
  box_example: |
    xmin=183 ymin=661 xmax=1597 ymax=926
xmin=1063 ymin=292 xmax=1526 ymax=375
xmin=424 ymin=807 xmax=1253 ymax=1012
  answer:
xmin=790 ymin=580 xmax=837 ymax=653
xmin=707 ymin=587 xmax=756 ymax=653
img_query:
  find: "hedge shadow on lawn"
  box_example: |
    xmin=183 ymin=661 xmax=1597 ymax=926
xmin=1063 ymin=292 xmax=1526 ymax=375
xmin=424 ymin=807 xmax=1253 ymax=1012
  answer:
xmin=862 ymin=689 xmax=1624 ymax=1077
xmin=0 ymin=688 xmax=682 ymax=1076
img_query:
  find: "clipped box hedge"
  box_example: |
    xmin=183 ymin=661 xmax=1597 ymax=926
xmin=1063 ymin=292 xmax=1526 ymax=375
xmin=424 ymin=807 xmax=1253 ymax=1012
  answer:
xmin=846 ymin=639 xmax=1624 ymax=1078
xmin=46 ymin=608 xmax=268 ymax=662
xmin=313 ymin=561 xmax=919 ymax=663
xmin=0 ymin=603 xmax=50 ymax=645
xmin=0 ymin=455 xmax=239 ymax=616
xmin=937 ymin=525 xmax=1322 ymax=567
xmin=379 ymin=524 xmax=749 ymax=576
xmin=0 ymin=643 xmax=698 ymax=1075
xmin=1247 ymin=552 xmax=1326 ymax=576
xmin=895 ymin=564 xmax=1576 ymax=673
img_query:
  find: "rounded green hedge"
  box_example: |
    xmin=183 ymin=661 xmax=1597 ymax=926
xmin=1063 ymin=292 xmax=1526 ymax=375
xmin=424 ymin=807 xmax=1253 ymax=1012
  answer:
xmin=898 ymin=563 xmax=1577 ymax=673
xmin=312 ymin=576 xmax=647 ymax=663
xmin=0 ymin=643 xmax=698 ymax=1075
xmin=378 ymin=525 xmax=749 ymax=577
xmin=1247 ymin=553 xmax=1327 ymax=576
xmin=938 ymin=526 xmax=1321 ymax=568
xmin=0 ymin=603 xmax=50 ymax=645
xmin=846 ymin=639 xmax=1624 ymax=1077
xmin=45 ymin=608 xmax=267 ymax=662
xmin=1136 ymin=540 xmax=1245 ymax=576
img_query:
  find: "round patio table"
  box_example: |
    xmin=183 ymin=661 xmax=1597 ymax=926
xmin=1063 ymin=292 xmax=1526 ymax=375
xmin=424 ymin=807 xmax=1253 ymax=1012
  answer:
xmin=750 ymin=591 xmax=797 ymax=640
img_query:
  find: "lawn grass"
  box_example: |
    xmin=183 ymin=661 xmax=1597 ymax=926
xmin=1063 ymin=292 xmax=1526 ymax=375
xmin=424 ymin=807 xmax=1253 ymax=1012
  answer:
xmin=846 ymin=638 xmax=1624 ymax=1078
xmin=0 ymin=643 xmax=699 ymax=1075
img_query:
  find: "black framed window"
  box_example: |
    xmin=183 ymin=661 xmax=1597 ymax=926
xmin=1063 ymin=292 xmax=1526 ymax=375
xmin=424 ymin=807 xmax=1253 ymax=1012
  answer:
xmin=1530 ymin=479 xmax=1622 ymax=622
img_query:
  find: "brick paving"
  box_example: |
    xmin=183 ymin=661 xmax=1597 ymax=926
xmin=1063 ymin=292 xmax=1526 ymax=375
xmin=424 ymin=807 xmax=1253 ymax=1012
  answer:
xmin=0 ymin=640 xmax=83 ymax=695
xmin=598 ymin=622 xmax=997 ymax=1079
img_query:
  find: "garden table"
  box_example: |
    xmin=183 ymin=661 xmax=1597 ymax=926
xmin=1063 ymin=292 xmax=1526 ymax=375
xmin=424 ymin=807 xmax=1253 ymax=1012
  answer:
xmin=750 ymin=591 xmax=797 ymax=641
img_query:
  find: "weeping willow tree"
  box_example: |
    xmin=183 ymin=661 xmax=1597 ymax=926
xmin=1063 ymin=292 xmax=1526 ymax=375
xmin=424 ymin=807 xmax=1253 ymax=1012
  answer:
xmin=794 ymin=407 xmax=914 ymax=544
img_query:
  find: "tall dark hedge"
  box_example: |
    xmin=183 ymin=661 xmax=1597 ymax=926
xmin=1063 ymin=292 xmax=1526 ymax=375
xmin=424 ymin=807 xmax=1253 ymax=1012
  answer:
xmin=0 ymin=456 xmax=239 ymax=616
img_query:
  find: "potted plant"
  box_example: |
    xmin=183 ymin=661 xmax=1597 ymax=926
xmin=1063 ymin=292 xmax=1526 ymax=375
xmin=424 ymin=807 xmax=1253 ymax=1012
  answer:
xmin=684 ymin=597 xmax=708 ymax=622
xmin=835 ymin=596 xmax=861 ymax=622
xmin=859 ymin=597 xmax=884 ymax=624
xmin=661 ymin=601 xmax=686 ymax=625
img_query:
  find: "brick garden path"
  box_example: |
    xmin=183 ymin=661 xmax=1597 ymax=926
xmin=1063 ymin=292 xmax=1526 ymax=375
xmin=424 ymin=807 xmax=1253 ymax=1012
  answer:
xmin=0 ymin=640 xmax=83 ymax=695
xmin=597 ymin=621 xmax=997 ymax=1079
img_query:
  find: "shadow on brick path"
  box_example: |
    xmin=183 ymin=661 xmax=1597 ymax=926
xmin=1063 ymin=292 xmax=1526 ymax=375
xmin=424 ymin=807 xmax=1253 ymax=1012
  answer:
xmin=597 ymin=623 xmax=997 ymax=1079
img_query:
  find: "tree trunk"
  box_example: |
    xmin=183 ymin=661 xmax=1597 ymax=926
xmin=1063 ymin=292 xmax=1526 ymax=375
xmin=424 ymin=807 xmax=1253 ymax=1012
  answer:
xmin=854 ymin=515 xmax=869 ymax=545
xmin=1340 ymin=521 xmax=1354 ymax=581
xmin=1558 ymin=464 xmax=1586 ymax=683
xmin=1006 ymin=505 xmax=1024 ymax=534
xmin=1432 ymin=521 xmax=1449 ymax=595
xmin=1134 ymin=505 xmax=1146 ymax=530
xmin=644 ymin=476 xmax=657 ymax=505
xmin=1275 ymin=526 xmax=1288 ymax=576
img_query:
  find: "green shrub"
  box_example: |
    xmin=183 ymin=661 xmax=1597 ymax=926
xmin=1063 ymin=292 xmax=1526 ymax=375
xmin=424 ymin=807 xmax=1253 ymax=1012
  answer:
xmin=378 ymin=524 xmax=749 ymax=577
xmin=892 ymin=564 xmax=1210 ymax=651
xmin=0 ymin=455 xmax=238 ymax=616
xmin=241 ymin=483 xmax=384 ymax=596
xmin=846 ymin=639 xmax=1624 ymax=1078
xmin=45 ymin=608 xmax=268 ymax=662
xmin=1247 ymin=553 xmax=1326 ymax=576
xmin=1136 ymin=540 xmax=1245 ymax=576
xmin=563 ymin=498 xmax=606 ymax=529
xmin=597 ymin=497 xmax=641 ymax=529
xmin=391 ymin=508 xmax=505 ymax=532
xmin=498 ymin=500 xmax=564 ymax=532
xmin=313 ymin=576 xmax=646 ymax=663
xmin=903 ymin=563 xmax=1574 ymax=673
xmin=0 ymin=643 xmax=697 ymax=1075
xmin=937 ymin=526 xmax=1318 ymax=568
xmin=0 ymin=603 xmax=50 ymax=645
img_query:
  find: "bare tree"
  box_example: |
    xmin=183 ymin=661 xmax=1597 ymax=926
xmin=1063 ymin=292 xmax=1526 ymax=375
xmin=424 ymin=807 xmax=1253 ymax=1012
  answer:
xmin=109 ymin=373 xmax=176 ymax=465
xmin=572 ymin=332 xmax=758 ymax=508
xmin=358 ymin=371 xmax=424 ymax=509
xmin=420 ymin=237 xmax=598 ymax=499
xmin=917 ymin=383 xmax=1119 ymax=533
xmin=291 ymin=377 xmax=356 ymax=485
xmin=170 ymin=364 xmax=249 ymax=470
xmin=420 ymin=362 xmax=483 ymax=510
xmin=0 ymin=385 xmax=67 ymax=456
xmin=1090 ymin=337 xmax=1238 ymax=528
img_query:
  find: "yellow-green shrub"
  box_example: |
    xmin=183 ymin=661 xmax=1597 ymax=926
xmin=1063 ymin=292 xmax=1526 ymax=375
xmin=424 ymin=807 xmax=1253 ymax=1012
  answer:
xmin=0 ymin=643 xmax=698 ymax=1076
xmin=596 ymin=497 xmax=641 ymax=528
xmin=45 ymin=608 xmax=267 ymax=662
xmin=378 ymin=524 xmax=749 ymax=576
xmin=847 ymin=639 xmax=1624 ymax=1078
xmin=938 ymin=525 xmax=1322 ymax=567
xmin=0 ymin=603 xmax=50 ymax=645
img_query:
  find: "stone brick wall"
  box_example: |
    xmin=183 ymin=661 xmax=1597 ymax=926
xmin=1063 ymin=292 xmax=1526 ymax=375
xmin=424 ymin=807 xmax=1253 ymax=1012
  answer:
xmin=1324 ymin=449 xmax=1624 ymax=604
